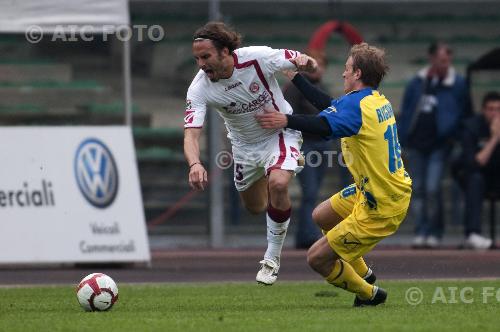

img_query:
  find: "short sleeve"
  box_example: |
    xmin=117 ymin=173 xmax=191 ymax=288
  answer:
xmin=184 ymin=86 xmax=207 ymax=128
xmin=259 ymin=46 xmax=300 ymax=74
xmin=318 ymin=97 xmax=362 ymax=139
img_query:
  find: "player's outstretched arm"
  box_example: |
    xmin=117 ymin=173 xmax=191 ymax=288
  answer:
xmin=290 ymin=73 xmax=332 ymax=110
xmin=255 ymin=112 xmax=332 ymax=137
xmin=255 ymin=111 xmax=288 ymax=129
xmin=184 ymin=128 xmax=208 ymax=191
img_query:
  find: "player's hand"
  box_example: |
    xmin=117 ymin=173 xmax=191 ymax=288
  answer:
xmin=262 ymin=103 xmax=276 ymax=113
xmin=282 ymin=69 xmax=298 ymax=80
xmin=255 ymin=111 xmax=288 ymax=129
xmin=290 ymin=54 xmax=318 ymax=73
xmin=188 ymin=163 xmax=208 ymax=191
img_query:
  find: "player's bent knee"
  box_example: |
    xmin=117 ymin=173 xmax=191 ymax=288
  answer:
xmin=268 ymin=178 xmax=289 ymax=195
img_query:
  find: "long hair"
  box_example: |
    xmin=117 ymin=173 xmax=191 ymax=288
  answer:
xmin=193 ymin=22 xmax=242 ymax=53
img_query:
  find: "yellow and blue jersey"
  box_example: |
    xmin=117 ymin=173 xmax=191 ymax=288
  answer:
xmin=319 ymin=88 xmax=412 ymax=217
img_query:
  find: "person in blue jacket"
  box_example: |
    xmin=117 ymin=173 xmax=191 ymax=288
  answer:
xmin=398 ymin=42 xmax=468 ymax=248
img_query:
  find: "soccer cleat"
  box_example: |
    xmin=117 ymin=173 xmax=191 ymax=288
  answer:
xmin=353 ymin=286 xmax=387 ymax=307
xmin=256 ymin=259 xmax=280 ymax=285
xmin=364 ymin=268 xmax=377 ymax=285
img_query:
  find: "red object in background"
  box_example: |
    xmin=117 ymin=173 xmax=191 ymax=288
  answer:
xmin=307 ymin=20 xmax=363 ymax=52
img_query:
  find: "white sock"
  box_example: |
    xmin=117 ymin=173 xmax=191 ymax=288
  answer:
xmin=264 ymin=214 xmax=290 ymax=263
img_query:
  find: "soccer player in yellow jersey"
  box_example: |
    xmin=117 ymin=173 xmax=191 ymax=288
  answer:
xmin=256 ymin=43 xmax=412 ymax=306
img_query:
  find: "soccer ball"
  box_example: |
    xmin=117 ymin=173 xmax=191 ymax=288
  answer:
xmin=76 ymin=273 xmax=119 ymax=311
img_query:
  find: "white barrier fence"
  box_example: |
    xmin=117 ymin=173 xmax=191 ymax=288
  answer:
xmin=0 ymin=126 xmax=150 ymax=264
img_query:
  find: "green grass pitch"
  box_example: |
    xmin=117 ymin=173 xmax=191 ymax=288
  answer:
xmin=1 ymin=280 xmax=500 ymax=331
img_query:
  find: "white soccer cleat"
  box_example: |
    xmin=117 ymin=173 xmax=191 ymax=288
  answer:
xmin=256 ymin=259 xmax=280 ymax=285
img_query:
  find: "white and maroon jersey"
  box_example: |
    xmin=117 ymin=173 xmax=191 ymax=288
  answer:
xmin=184 ymin=46 xmax=300 ymax=146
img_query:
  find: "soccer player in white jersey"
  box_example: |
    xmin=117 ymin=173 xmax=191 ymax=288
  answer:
xmin=184 ymin=22 xmax=317 ymax=285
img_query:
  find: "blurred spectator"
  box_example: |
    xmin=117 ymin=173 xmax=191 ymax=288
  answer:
xmin=398 ymin=42 xmax=467 ymax=248
xmin=283 ymin=50 xmax=329 ymax=249
xmin=454 ymin=91 xmax=500 ymax=249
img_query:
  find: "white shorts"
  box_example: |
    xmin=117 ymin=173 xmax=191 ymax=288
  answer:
xmin=232 ymin=129 xmax=303 ymax=192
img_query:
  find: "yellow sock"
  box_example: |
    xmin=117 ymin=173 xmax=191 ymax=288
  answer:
xmin=326 ymin=260 xmax=374 ymax=299
xmin=349 ymin=257 xmax=369 ymax=278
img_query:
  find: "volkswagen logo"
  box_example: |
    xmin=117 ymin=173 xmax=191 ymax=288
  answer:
xmin=74 ymin=138 xmax=119 ymax=208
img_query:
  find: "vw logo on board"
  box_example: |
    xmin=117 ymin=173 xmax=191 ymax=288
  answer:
xmin=74 ymin=138 xmax=119 ymax=208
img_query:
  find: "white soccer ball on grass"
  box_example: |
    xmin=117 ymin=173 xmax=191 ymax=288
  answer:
xmin=76 ymin=273 xmax=118 ymax=311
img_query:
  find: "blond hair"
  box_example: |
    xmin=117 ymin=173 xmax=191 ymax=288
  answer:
xmin=349 ymin=43 xmax=388 ymax=88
